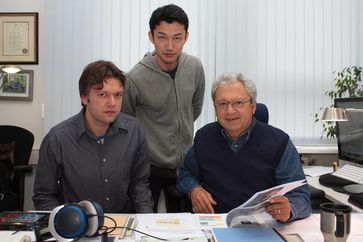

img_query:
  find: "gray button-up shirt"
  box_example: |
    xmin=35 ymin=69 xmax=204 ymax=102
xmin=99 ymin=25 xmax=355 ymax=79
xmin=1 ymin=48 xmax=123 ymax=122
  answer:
xmin=33 ymin=110 xmax=153 ymax=213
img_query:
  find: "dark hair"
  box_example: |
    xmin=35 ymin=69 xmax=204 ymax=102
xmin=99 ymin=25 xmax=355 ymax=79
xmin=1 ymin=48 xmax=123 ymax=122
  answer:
xmin=78 ymin=60 xmax=126 ymax=99
xmin=149 ymin=4 xmax=189 ymax=32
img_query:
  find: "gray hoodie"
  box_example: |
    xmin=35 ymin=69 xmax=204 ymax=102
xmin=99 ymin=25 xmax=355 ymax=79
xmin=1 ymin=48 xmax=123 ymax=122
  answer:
xmin=123 ymin=52 xmax=205 ymax=177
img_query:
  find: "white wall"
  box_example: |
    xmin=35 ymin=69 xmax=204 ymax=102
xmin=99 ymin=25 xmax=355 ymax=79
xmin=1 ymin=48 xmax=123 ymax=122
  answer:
xmin=0 ymin=0 xmax=46 ymax=152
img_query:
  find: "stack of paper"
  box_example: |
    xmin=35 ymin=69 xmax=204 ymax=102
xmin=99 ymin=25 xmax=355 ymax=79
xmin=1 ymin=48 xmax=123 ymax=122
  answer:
xmin=134 ymin=213 xmax=205 ymax=241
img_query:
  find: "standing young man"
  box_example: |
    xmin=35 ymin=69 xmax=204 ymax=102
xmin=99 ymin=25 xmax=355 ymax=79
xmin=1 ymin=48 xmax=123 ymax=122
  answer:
xmin=33 ymin=60 xmax=153 ymax=213
xmin=123 ymin=4 xmax=205 ymax=212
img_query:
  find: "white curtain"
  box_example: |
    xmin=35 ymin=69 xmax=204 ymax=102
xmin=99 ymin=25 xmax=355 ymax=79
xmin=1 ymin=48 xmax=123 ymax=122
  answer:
xmin=45 ymin=0 xmax=363 ymax=145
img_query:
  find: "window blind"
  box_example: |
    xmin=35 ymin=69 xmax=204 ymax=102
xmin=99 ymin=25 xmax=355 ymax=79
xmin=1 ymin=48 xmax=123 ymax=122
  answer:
xmin=45 ymin=0 xmax=363 ymax=145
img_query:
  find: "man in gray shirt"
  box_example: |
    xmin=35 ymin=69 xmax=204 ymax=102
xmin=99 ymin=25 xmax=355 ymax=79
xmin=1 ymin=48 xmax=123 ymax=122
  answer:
xmin=123 ymin=4 xmax=205 ymax=213
xmin=33 ymin=60 xmax=153 ymax=213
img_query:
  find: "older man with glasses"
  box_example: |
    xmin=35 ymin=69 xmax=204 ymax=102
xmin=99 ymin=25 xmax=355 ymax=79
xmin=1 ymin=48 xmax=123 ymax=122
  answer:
xmin=177 ymin=73 xmax=311 ymax=222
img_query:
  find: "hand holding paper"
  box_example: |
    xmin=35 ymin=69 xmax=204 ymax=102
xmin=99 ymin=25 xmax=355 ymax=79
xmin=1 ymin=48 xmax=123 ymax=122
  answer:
xmin=226 ymin=179 xmax=307 ymax=227
xmin=266 ymin=196 xmax=291 ymax=222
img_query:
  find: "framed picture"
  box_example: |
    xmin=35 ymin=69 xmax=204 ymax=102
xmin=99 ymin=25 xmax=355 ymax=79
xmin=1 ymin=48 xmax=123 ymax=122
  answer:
xmin=0 ymin=13 xmax=38 ymax=64
xmin=0 ymin=70 xmax=33 ymax=101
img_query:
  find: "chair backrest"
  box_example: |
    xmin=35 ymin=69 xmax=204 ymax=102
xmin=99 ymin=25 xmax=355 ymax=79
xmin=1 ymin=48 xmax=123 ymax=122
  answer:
xmin=254 ymin=103 xmax=269 ymax=124
xmin=0 ymin=125 xmax=34 ymax=211
xmin=0 ymin=125 xmax=34 ymax=167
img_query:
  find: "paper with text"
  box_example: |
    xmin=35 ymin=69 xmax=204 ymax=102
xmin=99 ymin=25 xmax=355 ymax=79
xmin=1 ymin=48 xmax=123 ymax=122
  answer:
xmin=226 ymin=179 xmax=306 ymax=227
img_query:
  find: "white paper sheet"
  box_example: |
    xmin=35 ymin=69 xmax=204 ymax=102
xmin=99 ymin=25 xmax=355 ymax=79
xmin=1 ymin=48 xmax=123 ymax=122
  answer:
xmin=135 ymin=213 xmax=205 ymax=241
xmin=303 ymin=166 xmax=333 ymax=177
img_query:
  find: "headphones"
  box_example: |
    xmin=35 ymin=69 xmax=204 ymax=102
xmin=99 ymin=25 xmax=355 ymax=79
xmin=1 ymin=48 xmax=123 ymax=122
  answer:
xmin=48 ymin=200 xmax=104 ymax=241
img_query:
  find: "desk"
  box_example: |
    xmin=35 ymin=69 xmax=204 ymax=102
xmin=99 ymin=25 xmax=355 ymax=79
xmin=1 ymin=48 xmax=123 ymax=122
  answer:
xmin=275 ymin=213 xmax=363 ymax=242
xmin=2 ymin=213 xmax=363 ymax=242
xmin=306 ymin=176 xmax=363 ymax=213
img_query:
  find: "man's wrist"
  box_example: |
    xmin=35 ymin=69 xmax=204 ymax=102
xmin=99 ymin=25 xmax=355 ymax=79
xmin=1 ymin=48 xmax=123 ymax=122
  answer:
xmin=188 ymin=185 xmax=202 ymax=198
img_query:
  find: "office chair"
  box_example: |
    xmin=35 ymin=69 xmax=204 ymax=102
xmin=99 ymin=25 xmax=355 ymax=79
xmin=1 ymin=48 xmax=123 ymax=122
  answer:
xmin=254 ymin=103 xmax=269 ymax=123
xmin=0 ymin=125 xmax=34 ymax=211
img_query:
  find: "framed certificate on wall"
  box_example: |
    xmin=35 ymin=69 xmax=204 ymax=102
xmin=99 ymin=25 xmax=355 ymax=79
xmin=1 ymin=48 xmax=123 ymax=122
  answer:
xmin=0 ymin=12 xmax=38 ymax=64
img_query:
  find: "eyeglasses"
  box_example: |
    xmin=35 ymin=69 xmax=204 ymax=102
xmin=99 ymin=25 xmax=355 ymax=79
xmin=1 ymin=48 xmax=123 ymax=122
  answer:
xmin=215 ymin=98 xmax=252 ymax=110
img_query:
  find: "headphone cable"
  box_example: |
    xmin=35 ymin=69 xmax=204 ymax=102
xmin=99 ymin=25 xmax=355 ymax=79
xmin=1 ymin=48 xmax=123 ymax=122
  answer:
xmin=11 ymin=221 xmax=48 ymax=235
xmin=100 ymin=215 xmax=190 ymax=241
xmin=11 ymin=213 xmax=190 ymax=241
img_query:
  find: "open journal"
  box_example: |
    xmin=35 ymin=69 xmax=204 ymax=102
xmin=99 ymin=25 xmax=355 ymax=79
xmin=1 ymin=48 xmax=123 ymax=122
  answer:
xmin=226 ymin=179 xmax=307 ymax=227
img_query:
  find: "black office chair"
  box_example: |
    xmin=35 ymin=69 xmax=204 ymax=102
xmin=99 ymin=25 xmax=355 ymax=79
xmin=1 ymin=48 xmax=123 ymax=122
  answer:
xmin=254 ymin=103 xmax=269 ymax=124
xmin=0 ymin=125 xmax=34 ymax=211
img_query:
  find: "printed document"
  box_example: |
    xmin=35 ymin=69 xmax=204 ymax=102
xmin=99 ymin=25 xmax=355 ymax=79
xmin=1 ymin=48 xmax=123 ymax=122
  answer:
xmin=226 ymin=179 xmax=307 ymax=227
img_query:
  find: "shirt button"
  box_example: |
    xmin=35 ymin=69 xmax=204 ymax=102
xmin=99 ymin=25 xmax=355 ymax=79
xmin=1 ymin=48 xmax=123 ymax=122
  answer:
xmin=102 ymin=158 xmax=106 ymax=162
xmin=97 ymin=140 xmax=101 ymax=144
xmin=106 ymin=197 xmax=110 ymax=201
xmin=105 ymin=178 xmax=108 ymax=182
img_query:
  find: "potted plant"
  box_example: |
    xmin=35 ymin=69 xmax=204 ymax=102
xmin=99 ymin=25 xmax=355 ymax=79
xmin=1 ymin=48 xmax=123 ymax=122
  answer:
xmin=315 ymin=66 xmax=363 ymax=138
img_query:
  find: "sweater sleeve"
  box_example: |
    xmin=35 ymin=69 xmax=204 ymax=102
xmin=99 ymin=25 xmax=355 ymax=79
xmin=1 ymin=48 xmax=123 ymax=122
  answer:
xmin=192 ymin=64 xmax=205 ymax=121
xmin=275 ymin=139 xmax=312 ymax=221
xmin=122 ymin=76 xmax=139 ymax=116
xmin=177 ymin=146 xmax=201 ymax=196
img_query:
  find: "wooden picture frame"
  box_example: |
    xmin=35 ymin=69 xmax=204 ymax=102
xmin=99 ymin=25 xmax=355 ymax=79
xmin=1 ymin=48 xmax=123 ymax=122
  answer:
xmin=0 ymin=70 xmax=34 ymax=101
xmin=0 ymin=13 xmax=38 ymax=64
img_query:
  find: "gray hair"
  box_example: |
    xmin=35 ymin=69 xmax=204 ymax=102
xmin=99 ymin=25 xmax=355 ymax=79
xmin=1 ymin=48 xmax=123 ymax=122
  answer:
xmin=211 ymin=73 xmax=257 ymax=103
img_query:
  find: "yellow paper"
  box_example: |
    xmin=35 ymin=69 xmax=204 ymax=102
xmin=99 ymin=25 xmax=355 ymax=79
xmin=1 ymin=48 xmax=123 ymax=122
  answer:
xmin=104 ymin=214 xmax=129 ymax=238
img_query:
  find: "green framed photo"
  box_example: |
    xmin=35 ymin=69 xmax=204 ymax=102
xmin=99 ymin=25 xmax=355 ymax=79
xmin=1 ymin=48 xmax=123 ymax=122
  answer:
xmin=0 ymin=70 xmax=33 ymax=101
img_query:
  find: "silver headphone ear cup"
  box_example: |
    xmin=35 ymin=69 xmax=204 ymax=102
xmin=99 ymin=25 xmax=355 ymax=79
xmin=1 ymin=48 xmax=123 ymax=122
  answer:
xmin=48 ymin=201 xmax=104 ymax=240
xmin=49 ymin=204 xmax=87 ymax=241
xmin=79 ymin=200 xmax=98 ymax=236
xmin=49 ymin=205 xmax=66 ymax=241
xmin=91 ymin=201 xmax=104 ymax=230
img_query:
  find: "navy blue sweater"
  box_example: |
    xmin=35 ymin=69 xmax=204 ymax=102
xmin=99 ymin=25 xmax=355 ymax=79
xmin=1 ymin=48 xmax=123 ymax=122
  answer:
xmin=194 ymin=121 xmax=289 ymax=212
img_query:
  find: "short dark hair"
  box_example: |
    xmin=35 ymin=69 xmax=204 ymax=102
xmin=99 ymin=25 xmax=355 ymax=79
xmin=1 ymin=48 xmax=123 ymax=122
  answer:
xmin=79 ymin=60 xmax=126 ymax=98
xmin=149 ymin=4 xmax=189 ymax=32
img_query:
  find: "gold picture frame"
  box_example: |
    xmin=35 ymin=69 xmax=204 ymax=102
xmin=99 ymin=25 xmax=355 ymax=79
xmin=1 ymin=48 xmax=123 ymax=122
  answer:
xmin=0 ymin=70 xmax=34 ymax=101
xmin=0 ymin=13 xmax=38 ymax=64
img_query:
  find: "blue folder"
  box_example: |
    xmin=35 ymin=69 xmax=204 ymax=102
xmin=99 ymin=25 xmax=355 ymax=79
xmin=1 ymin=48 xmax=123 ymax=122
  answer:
xmin=212 ymin=227 xmax=285 ymax=242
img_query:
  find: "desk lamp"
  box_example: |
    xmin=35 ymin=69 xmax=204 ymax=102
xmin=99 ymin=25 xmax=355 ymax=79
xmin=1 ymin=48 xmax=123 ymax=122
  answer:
xmin=321 ymin=107 xmax=363 ymax=122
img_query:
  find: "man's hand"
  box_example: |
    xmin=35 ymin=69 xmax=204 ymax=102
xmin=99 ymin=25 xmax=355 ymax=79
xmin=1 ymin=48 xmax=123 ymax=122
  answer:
xmin=265 ymin=196 xmax=291 ymax=222
xmin=190 ymin=186 xmax=217 ymax=213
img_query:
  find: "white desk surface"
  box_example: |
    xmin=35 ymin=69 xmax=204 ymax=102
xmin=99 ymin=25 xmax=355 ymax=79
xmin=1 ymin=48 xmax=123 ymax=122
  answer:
xmin=275 ymin=213 xmax=363 ymax=242
xmin=295 ymin=145 xmax=338 ymax=154
xmin=306 ymin=176 xmax=363 ymax=213
xmin=2 ymin=212 xmax=363 ymax=242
